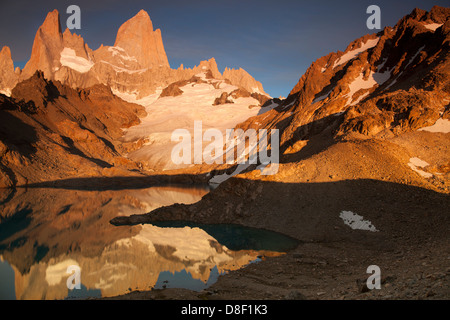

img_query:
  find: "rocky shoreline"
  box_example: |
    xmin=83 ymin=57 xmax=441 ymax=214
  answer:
xmin=106 ymin=240 xmax=449 ymax=300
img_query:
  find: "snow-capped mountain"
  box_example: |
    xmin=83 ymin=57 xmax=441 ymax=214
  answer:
xmin=0 ymin=9 xmax=269 ymax=99
xmin=0 ymin=8 xmax=274 ymax=185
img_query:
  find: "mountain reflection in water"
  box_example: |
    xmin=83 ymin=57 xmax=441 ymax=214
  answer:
xmin=0 ymin=185 xmax=296 ymax=300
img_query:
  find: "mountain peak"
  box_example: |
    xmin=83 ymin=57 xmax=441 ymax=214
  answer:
xmin=0 ymin=8 xmax=268 ymax=100
xmin=21 ymin=9 xmax=63 ymax=79
xmin=195 ymin=57 xmax=222 ymax=79
xmin=0 ymin=46 xmax=16 ymax=96
xmin=397 ymin=5 xmax=450 ymax=28
xmin=0 ymin=46 xmax=11 ymax=58
xmin=40 ymin=9 xmax=62 ymax=38
xmin=223 ymin=67 xmax=269 ymax=97
xmin=136 ymin=9 xmax=151 ymax=19
xmin=113 ymin=10 xmax=169 ymax=68
xmin=119 ymin=9 xmax=153 ymax=31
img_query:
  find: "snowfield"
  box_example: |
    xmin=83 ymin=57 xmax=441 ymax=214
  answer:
xmin=423 ymin=23 xmax=443 ymax=31
xmin=407 ymin=157 xmax=433 ymax=178
xmin=59 ymin=47 xmax=94 ymax=73
xmin=346 ymin=67 xmax=391 ymax=105
xmin=418 ymin=118 xmax=450 ymax=134
xmin=115 ymin=72 xmax=266 ymax=171
xmin=333 ymin=38 xmax=380 ymax=69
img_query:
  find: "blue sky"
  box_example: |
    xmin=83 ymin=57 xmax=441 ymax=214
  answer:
xmin=0 ymin=0 xmax=446 ymax=98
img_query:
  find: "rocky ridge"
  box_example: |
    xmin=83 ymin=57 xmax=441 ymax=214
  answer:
xmin=0 ymin=71 xmax=147 ymax=188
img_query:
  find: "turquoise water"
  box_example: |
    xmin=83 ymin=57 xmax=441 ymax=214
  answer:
xmin=0 ymin=259 xmax=15 ymax=300
xmin=150 ymin=221 xmax=299 ymax=252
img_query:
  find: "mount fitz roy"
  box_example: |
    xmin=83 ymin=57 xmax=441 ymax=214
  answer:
xmin=0 ymin=9 xmax=268 ymax=99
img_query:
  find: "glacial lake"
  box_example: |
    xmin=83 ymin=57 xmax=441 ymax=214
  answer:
xmin=0 ymin=185 xmax=298 ymax=300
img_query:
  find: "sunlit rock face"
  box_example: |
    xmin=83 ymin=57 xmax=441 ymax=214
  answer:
xmin=113 ymin=9 xmax=170 ymax=69
xmin=245 ymin=6 xmax=450 ymax=146
xmin=0 ymin=9 xmax=268 ymax=101
xmin=0 ymin=9 xmax=272 ymax=185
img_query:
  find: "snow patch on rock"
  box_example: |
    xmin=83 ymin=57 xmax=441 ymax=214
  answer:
xmin=122 ymin=78 xmax=261 ymax=171
xmin=60 ymin=48 xmax=94 ymax=73
xmin=0 ymin=88 xmax=11 ymax=97
xmin=418 ymin=118 xmax=450 ymax=134
xmin=407 ymin=157 xmax=433 ymax=178
xmin=100 ymin=60 xmax=147 ymax=74
xmin=423 ymin=23 xmax=443 ymax=31
xmin=346 ymin=68 xmax=391 ymax=105
xmin=108 ymin=46 xmax=137 ymax=62
xmin=339 ymin=211 xmax=378 ymax=232
xmin=333 ymin=38 xmax=379 ymax=69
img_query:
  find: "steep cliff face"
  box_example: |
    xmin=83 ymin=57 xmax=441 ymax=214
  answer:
xmin=114 ymin=9 xmax=170 ymax=69
xmin=0 ymin=9 xmax=273 ymax=185
xmin=21 ymin=10 xmax=64 ymax=80
xmin=0 ymin=46 xmax=17 ymax=96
